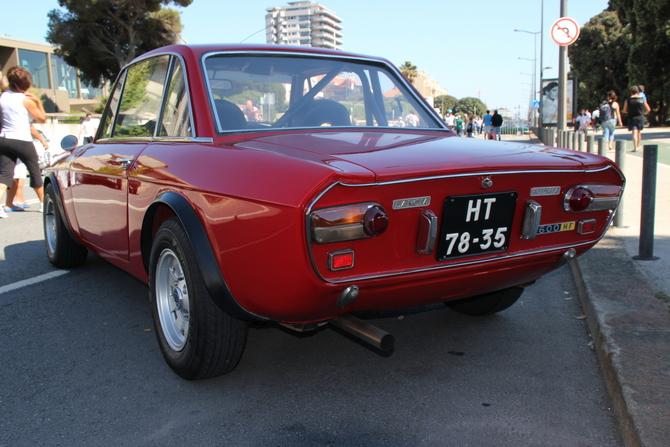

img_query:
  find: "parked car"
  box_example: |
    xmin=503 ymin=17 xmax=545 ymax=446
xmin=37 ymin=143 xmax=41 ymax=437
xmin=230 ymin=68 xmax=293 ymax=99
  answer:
xmin=43 ymin=44 xmax=624 ymax=380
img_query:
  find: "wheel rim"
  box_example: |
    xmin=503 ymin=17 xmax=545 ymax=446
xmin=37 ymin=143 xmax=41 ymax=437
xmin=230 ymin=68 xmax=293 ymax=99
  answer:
xmin=156 ymin=248 xmax=190 ymax=351
xmin=44 ymin=195 xmax=57 ymax=256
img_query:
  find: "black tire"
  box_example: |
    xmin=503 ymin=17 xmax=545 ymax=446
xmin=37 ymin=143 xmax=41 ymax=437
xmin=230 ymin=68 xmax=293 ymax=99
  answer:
xmin=43 ymin=183 xmax=88 ymax=268
xmin=149 ymin=217 xmax=248 ymax=380
xmin=445 ymin=286 xmax=525 ymax=316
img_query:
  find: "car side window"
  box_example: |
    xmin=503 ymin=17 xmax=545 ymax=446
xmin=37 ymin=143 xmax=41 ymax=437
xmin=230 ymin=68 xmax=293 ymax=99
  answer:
xmin=158 ymin=58 xmax=192 ymax=137
xmin=112 ymin=55 xmax=170 ymax=138
xmin=99 ymin=71 xmax=125 ymax=140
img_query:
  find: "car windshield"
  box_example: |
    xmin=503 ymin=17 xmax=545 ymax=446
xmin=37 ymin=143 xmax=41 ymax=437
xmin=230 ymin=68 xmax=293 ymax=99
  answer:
xmin=203 ymin=53 xmax=444 ymax=132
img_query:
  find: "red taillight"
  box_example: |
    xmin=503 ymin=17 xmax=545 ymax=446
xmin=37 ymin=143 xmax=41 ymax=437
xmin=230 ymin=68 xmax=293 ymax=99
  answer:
xmin=564 ymin=184 xmax=623 ymax=213
xmin=363 ymin=205 xmax=389 ymax=236
xmin=566 ymin=187 xmax=594 ymax=212
xmin=311 ymin=203 xmax=388 ymax=244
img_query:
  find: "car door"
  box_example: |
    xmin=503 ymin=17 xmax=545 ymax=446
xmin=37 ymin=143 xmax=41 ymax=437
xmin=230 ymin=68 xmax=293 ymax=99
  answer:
xmin=69 ymin=55 xmax=171 ymax=260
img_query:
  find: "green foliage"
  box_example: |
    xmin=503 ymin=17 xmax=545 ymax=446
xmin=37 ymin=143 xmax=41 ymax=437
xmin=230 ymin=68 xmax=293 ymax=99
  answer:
xmin=569 ymin=11 xmax=630 ymax=113
xmin=47 ymin=0 xmax=193 ymax=87
xmin=454 ymin=97 xmax=488 ymax=118
xmin=571 ymin=2 xmax=670 ymax=124
xmin=399 ymin=61 xmax=417 ymax=84
xmin=434 ymin=95 xmax=458 ymax=116
xmin=95 ymin=96 xmax=109 ymax=114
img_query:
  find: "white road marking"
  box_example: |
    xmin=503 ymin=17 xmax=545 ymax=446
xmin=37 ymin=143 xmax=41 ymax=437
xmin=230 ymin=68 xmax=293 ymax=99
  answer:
xmin=0 ymin=270 xmax=69 ymax=295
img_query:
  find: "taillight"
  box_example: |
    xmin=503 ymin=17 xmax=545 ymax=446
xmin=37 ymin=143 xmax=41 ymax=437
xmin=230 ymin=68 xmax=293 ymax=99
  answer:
xmin=564 ymin=184 xmax=623 ymax=213
xmin=311 ymin=203 xmax=388 ymax=244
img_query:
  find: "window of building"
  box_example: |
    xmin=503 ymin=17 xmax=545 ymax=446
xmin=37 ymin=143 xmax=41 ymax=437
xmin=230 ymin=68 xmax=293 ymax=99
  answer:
xmin=18 ymin=49 xmax=50 ymax=89
xmin=50 ymin=55 xmax=78 ymax=99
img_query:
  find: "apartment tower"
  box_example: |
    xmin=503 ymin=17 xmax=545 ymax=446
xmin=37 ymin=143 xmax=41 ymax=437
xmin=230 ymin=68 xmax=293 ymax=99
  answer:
xmin=265 ymin=1 xmax=343 ymax=50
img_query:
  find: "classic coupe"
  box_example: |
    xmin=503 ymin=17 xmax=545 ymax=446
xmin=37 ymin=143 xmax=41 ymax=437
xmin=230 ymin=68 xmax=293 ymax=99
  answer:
xmin=43 ymin=44 xmax=624 ymax=380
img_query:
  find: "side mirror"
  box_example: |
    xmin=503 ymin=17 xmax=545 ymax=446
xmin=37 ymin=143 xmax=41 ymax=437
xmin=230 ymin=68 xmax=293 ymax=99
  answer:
xmin=60 ymin=135 xmax=78 ymax=151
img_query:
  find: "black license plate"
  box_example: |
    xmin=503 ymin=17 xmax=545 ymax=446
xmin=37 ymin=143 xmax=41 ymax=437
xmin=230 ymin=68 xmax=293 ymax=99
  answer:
xmin=437 ymin=191 xmax=518 ymax=261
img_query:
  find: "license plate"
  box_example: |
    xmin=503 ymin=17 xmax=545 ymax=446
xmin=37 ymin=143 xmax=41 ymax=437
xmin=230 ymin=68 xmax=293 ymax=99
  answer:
xmin=437 ymin=191 xmax=517 ymax=261
xmin=537 ymin=221 xmax=575 ymax=235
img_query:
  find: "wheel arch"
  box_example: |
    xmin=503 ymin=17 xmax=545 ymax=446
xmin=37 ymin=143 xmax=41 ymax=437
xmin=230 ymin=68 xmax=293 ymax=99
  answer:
xmin=141 ymin=191 xmax=264 ymax=321
xmin=44 ymin=172 xmax=78 ymax=242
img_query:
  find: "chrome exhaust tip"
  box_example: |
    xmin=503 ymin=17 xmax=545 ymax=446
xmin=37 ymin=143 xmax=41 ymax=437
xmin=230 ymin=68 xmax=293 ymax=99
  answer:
xmin=330 ymin=314 xmax=394 ymax=351
xmin=556 ymin=248 xmax=577 ymax=267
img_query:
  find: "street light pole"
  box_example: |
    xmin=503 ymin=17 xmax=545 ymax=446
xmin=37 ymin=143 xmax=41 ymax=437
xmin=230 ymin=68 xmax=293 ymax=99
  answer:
xmin=515 ymin=29 xmax=540 ymax=126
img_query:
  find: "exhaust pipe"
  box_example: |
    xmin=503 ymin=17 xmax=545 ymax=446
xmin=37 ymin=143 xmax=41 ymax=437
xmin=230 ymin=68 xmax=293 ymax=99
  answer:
xmin=330 ymin=314 xmax=395 ymax=351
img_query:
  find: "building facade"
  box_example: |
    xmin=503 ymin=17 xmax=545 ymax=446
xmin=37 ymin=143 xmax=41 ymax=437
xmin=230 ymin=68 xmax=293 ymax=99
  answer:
xmin=413 ymin=70 xmax=448 ymax=104
xmin=0 ymin=35 xmax=104 ymax=113
xmin=265 ymin=1 xmax=343 ymax=50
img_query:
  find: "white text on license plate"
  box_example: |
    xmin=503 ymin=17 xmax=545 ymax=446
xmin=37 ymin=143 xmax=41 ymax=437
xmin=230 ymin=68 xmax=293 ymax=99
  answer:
xmin=537 ymin=221 xmax=575 ymax=235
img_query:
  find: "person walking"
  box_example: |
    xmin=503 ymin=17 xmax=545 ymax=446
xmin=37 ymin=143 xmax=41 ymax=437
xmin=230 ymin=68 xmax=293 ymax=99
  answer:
xmin=491 ymin=109 xmax=503 ymax=141
xmin=0 ymin=67 xmax=47 ymax=219
xmin=598 ymin=90 xmax=622 ymax=151
xmin=78 ymin=113 xmax=98 ymax=144
xmin=623 ymin=85 xmax=651 ymax=152
xmin=482 ymin=110 xmax=492 ymax=139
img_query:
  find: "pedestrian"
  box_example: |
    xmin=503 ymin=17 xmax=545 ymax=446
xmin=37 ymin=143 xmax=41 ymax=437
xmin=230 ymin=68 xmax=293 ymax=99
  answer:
xmin=406 ymin=111 xmax=419 ymax=127
xmin=491 ymin=109 xmax=503 ymax=141
xmin=638 ymin=85 xmax=647 ymax=101
xmin=623 ymin=85 xmax=651 ymax=152
xmin=466 ymin=115 xmax=474 ymax=138
xmin=444 ymin=109 xmax=455 ymax=131
xmin=455 ymin=114 xmax=464 ymax=136
xmin=578 ymin=109 xmax=591 ymax=135
xmin=3 ymin=125 xmax=49 ymax=212
xmin=78 ymin=113 xmax=98 ymax=144
xmin=482 ymin=110 xmax=493 ymax=139
xmin=473 ymin=116 xmax=482 ymax=135
xmin=0 ymin=67 xmax=48 ymax=218
xmin=598 ymin=90 xmax=622 ymax=151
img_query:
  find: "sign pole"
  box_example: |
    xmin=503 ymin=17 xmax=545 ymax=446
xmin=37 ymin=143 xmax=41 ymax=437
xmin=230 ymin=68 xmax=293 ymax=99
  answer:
xmin=557 ymin=0 xmax=568 ymax=132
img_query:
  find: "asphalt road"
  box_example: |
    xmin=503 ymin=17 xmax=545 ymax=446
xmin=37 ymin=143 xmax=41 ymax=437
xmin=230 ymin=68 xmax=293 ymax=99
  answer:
xmin=1 ymin=195 xmax=622 ymax=447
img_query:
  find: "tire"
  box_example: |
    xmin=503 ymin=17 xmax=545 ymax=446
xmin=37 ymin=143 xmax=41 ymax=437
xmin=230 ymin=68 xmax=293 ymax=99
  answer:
xmin=149 ymin=217 xmax=248 ymax=380
xmin=445 ymin=286 xmax=524 ymax=316
xmin=43 ymin=183 xmax=88 ymax=268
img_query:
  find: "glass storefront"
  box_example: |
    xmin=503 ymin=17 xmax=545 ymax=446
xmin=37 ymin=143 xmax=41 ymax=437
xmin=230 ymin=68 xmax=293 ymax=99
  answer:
xmin=18 ymin=49 xmax=50 ymax=89
xmin=51 ymin=55 xmax=78 ymax=98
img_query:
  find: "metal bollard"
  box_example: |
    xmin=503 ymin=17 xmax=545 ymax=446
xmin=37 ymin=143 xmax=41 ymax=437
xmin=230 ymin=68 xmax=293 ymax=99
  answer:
xmin=549 ymin=128 xmax=556 ymax=147
xmin=577 ymin=132 xmax=585 ymax=152
xmin=597 ymin=137 xmax=606 ymax=156
xmin=572 ymin=131 xmax=577 ymax=151
xmin=613 ymin=140 xmax=626 ymax=227
xmin=633 ymin=145 xmax=659 ymax=260
xmin=586 ymin=135 xmax=595 ymax=153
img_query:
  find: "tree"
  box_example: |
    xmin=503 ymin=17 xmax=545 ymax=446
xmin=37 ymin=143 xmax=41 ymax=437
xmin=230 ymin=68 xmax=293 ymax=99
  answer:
xmin=434 ymin=95 xmax=458 ymax=116
xmin=454 ymin=97 xmax=488 ymax=118
xmin=569 ymin=11 xmax=630 ymax=113
xmin=608 ymin=0 xmax=670 ymax=125
xmin=47 ymin=0 xmax=193 ymax=88
xmin=399 ymin=61 xmax=418 ymax=84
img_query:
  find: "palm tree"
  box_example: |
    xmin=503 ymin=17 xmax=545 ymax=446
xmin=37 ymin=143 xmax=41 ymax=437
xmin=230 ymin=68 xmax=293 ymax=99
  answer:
xmin=399 ymin=61 xmax=418 ymax=84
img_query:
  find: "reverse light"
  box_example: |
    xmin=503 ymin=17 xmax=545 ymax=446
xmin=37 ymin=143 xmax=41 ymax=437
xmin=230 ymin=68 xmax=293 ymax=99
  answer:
xmin=564 ymin=184 xmax=623 ymax=213
xmin=311 ymin=203 xmax=388 ymax=244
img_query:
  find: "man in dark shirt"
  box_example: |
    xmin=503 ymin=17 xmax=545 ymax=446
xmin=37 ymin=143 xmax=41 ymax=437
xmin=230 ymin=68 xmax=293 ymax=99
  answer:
xmin=623 ymin=85 xmax=651 ymax=152
xmin=491 ymin=110 xmax=504 ymax=141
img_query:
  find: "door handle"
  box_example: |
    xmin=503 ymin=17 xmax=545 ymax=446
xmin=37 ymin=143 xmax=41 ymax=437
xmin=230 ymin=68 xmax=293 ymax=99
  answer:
xmin=115 ymin=157 xmax=134 ymax=169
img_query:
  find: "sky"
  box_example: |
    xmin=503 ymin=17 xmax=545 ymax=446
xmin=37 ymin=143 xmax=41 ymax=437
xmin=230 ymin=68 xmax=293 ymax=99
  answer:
xmin=0 ymin=0 xmax=611 ymax=117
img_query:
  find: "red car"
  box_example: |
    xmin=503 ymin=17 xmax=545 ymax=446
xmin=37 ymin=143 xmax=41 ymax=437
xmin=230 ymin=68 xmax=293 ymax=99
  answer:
xmin=43 ymin=44 xmax=624 ymax=380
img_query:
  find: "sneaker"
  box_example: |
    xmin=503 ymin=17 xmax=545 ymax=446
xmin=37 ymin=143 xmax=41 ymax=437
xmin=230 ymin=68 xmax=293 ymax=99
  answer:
xmin=0 ymin=208 xmax=7 ymax=219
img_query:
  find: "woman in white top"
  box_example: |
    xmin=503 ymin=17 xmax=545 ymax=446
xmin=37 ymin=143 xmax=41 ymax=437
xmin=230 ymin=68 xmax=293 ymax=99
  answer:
xmin=0 ymin=66 xmax=46 ymax=218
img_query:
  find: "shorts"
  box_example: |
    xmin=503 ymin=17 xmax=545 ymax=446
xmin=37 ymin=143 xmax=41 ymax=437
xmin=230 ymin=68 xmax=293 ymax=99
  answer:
xmin=628 ymin=117 xmax=645 ymax=131
xmin=14 ymin=161 xmax=27 ymax=179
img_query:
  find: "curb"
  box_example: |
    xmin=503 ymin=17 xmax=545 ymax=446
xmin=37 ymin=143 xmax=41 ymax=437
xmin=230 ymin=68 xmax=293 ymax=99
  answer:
xmin=569 ymin=233 xmax=670 ymax=447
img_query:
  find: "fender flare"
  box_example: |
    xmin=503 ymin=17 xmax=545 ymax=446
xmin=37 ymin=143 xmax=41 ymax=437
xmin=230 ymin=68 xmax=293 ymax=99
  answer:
xmin=44 ymin=172 xmax=78 ymax=242
xmin=144 ymin=191 xmax=264 ymax=321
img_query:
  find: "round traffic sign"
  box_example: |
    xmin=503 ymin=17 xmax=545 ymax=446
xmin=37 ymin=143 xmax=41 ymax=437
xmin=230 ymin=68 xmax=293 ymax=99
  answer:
xmin=550 ymin=17 xmax=580 ymax=46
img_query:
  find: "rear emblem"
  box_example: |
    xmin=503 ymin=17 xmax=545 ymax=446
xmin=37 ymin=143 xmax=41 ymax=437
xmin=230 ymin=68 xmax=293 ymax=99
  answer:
xmin=392 ymin=196 xmax=431 ymax=210
xmin=531 ymin=186 xmax=561 ymax=196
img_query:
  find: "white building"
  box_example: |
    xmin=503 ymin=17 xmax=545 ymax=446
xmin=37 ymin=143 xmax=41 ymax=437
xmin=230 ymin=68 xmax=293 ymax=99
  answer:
xmin=265 ymin=2 xmax=343 ymax=50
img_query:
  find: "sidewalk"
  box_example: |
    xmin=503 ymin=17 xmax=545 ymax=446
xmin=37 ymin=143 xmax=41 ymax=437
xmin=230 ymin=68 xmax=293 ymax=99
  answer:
xmin=503 ymin=129 xmax=670 ymax=447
